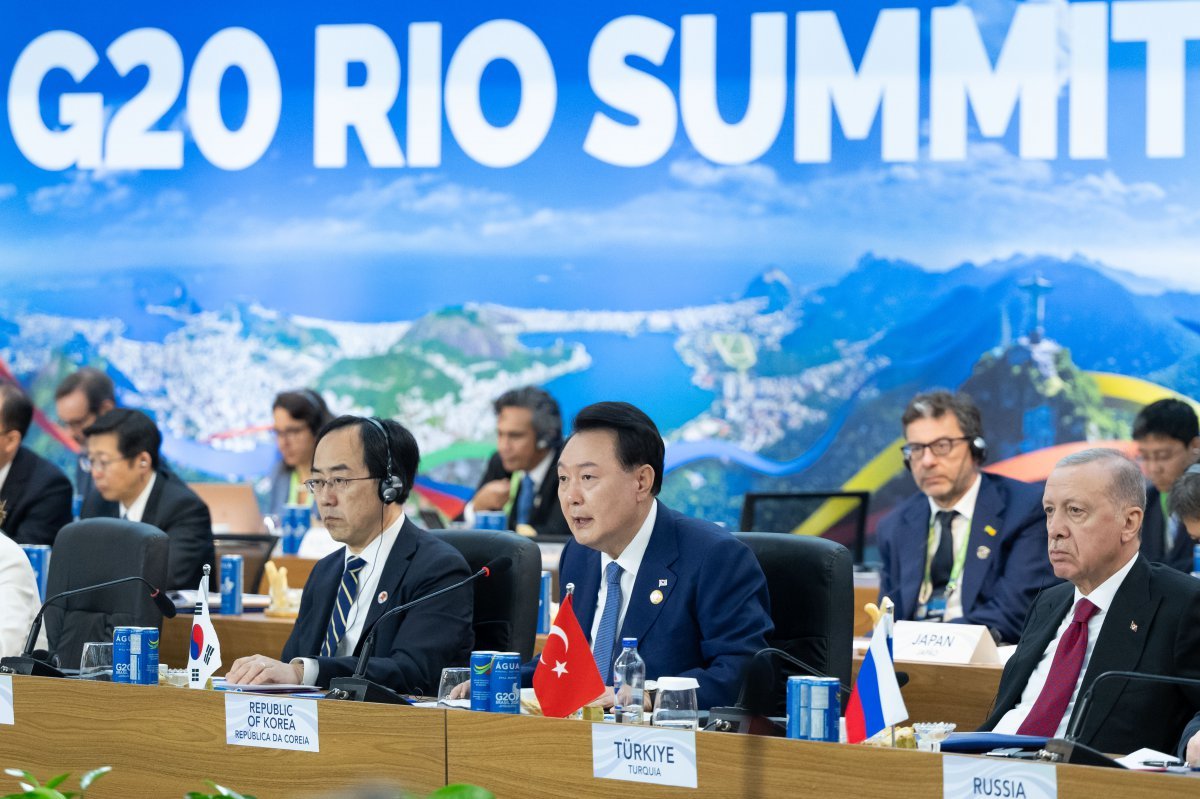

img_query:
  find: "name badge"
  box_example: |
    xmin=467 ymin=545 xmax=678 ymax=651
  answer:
xmin=894 ymin=621 xmax=1000 ymax=665
xmin=943 ymin=754 xmax=1057 ymax=799
xmin=592 ymin=723 xmax=697 ymax=789
xmin=225 ymin=694 xmax=319 ymax=752
xmin=0 ymin=675 xmax=12 ymax=725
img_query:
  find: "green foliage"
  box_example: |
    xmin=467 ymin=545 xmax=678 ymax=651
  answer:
xmin=2 ymin=766 xmax=111 ymax=799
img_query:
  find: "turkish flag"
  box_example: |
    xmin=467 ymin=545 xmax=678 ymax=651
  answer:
xmin=533 ymin=593 xmax=606 ymax=718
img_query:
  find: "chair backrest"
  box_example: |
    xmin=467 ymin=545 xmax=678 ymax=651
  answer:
xmin=212 ymin=533 xmax=279 ymax=595
xmin=734 ymin=532 xmax=854 ymax=715
xmin=189 ymin=482 xmax=266 ymax=533
xmin=44 ymin=518 xmax=170 ymax=670
xmin=430 ymin=530 xmax=542 ymax=661
xmin=740 ymin=491 xmax=871 ymax=564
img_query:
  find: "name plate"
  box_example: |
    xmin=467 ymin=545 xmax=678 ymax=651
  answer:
xmin=894 ymin=621 xmax=999 ymax=664
xmin=592 ymin=724 xmax=697 ymax=789
xmin=0 ymin=675 xmax=12 ymax=725
xmin=944 ymin=755 xmax=1056 ymax=799
xmin=225 ymin=694 xmax=319 ymax=752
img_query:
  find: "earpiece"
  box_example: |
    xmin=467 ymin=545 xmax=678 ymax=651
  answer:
xmin=364 ymin=417 xmax=403 ymax=504
xmin=970 ymin=436 xmax=988 ymax=463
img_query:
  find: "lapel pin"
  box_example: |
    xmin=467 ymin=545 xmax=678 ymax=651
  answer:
xmin=984 ymin=525 xmax=998 ymax=537
xmin=1130 ymin=621 xmax=1138 ymax=633
xmin=377 ymin=590 xmax=389 ymax=604
xmin=658 ymin=578 xmax=668 ymax=587
xmin=650 ymin=589 xmax=664 ymax=605
xmin=976 ymin=545 xmax=991 ymax=560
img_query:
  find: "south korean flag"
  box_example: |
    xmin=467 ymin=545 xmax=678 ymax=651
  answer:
xmin=187 ymin=567 xmax=222 ymax=689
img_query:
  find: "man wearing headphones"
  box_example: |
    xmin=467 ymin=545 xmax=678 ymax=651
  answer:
xmin=466 ymin=386 xmax=570 ymax=537
xmin=877 ymin=390 xmax=1054 ymax=644
xmin=227 ymin=416 xmax=473 ymax=693
xmin=79 ymin=409 xmax=214 ymax=590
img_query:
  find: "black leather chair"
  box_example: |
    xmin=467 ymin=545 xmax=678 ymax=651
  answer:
xmin=432 ymin=529 xmax=542 ymax=661
xmin=44 ymin=519 xmax=170 ymax=670
xmin=212 ymin=533 xmax=279 ymax=594
xmin=734 ymin=532 xmax=854 ymax=715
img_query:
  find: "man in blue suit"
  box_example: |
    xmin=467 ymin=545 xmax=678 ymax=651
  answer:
xmin=877 ymin=390 xmax=1055 ymax=644
xmin=227 ymin=415 xmax=473 ymax=693
xmin=522 ymin=401 xmax=773 ymax=711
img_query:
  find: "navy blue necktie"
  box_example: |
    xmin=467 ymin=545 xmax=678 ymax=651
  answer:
xmin=322 ymin=556 xmax=367 ymax=657
xmin=515 ymin=474 xmax=535 ymax=526
xmin=592 ymin=561 xmax=623 ymax=683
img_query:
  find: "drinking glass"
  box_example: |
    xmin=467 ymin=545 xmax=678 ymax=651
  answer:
xmin=652 ymin=676 xmax=699 ymax=730
xmin=79 ymin=642 xmax=113 ymax=681
xmin=438 ymin=667 xmax=471 ymax=707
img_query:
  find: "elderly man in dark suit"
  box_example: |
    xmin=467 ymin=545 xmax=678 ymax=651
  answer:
xmin=79 ymin=409 xmax=213 ymax=590
xmin=877 ymin=390 xmax=1055 ymax=644
xmin=227 ymin=416 xmax=473 ymax=693
xmin=980 ymin=449 xmax=1200 ymax=755
xmin=0 ymin=381 xmax=72 ymax=546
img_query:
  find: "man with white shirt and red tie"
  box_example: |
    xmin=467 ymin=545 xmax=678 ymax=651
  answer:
xmin=979 ymin=448 xmax=1200 ymax=755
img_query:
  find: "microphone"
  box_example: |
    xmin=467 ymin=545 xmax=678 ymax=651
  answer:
xmin=0 ymin=575 xmax=176 ymax=678
xmin=707 ymin=647 xmax=890 ymax=736
xmin=1065 ymin=670 xmax=1200 ymax=742
xmin=327 ymin=555 xmax=512 ymax=704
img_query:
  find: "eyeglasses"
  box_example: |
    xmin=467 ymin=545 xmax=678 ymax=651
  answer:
xmin=80 ymin=453 xmax=134 ymax=473
xmin=60 ymin=414 xmax=95 ymax=433
xmin=272 ymin=425 xmax=310 ymax=440
xmin=302 ymin=476 xmax=375 ymax=494
xmin=901 ymin=437 xmax=971 ymax=460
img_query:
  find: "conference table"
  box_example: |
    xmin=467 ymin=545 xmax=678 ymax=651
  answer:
xmin=1 ymin=676 xmax=1196 ymax=799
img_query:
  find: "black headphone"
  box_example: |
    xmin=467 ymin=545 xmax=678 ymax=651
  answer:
xmin=363 ymin=417 xmax=403 ymax=505
xmin=902 ymin=436 xmax=988 ymax=470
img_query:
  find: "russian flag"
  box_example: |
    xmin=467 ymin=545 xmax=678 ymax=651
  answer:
xmin=845 ymin=611 xmax=908 ymax=743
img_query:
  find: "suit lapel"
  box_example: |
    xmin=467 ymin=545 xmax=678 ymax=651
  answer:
xmin=994 ymin=588 xmax=1072 ymax=716
xmin=897 ymin=498 xmax=930 ymax=620
xmin=961 ymin=475 xmax=1004 ymax=612
xmin=301 ymin=553 xmax=345 ymax=656
xmin=355 ymin=520 xmax=418 ymax=652
xmin=618 ymin=506 xmax=678 ymax=645
xmin=569 ymin=544 xmax=602 ymax=638
xmin=140 ymin=472 xmax=168 ymax=526
xmin=1069 ymin=557 xmax=1157 ymax=739
xmin=0 ymin=448 xmax=30 ymax=508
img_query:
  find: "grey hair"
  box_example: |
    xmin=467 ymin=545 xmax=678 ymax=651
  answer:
xmin=1171 ymin=464 xmax=1200 ymax=521
xmin=1056 ymin=448 xmax=1146 ymax=511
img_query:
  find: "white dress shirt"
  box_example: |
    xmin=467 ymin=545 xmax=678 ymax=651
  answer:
xmin=296 ymin=514 xmax=402 ymax=685
xmin=120 ymin=472 xmax=157 ymax=522
xmin=920 ymin=473 xmax=983 ymax=623
xmin=992 ymin=553 xmax=1140 ymax=737
xmin=589 ymin=501 xmax=658 ymax=647
xmin=0 ymin=533 xmax=45 ymax=657
xmin=0 ymin=460 xmax=12 ymax=495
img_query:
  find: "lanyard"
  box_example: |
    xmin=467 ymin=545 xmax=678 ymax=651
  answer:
xmin=919 ymin=511 xmax=972 ymax=605
xmin=286 ymin=470 xmax=313 ymax=507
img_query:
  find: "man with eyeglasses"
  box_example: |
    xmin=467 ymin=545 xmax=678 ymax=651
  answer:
xmin=53 ymin=367 xmax=116 ymax=500
xmin=877 ymin=390 xmax=1054 ymax=643
xmin=78 ymin=409 xmax=213 ymax=590
xmin=1132 ymin=398 xmax=1200 ymax=573
xmin=227 ymin=416 xmax=473 ymax=693
xmin=0 ymin=381 xmax=72 ymax=546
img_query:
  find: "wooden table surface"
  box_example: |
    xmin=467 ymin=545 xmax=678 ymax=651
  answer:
xmin=4 ymin=676 xmax=1197 ymax=799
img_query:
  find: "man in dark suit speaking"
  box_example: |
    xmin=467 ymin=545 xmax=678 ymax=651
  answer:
xmin=80 ymin=409 xmax=214 ymax=590
xmin=465 ymin=386 xmax=570 ymax=537
xmin=980 ymin=449 xmax=1200 ymax=755
xmin=522 ymin=401 xmax=773 ymax=711
xmin=877 ymin=390 xmax=1054 ymax=643
xmin=227 ymin=416 xmax=473 ymax=693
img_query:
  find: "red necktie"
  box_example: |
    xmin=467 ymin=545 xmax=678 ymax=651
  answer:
xmin=1017 ymin=598 xmax=1099 ymax=736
